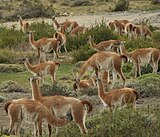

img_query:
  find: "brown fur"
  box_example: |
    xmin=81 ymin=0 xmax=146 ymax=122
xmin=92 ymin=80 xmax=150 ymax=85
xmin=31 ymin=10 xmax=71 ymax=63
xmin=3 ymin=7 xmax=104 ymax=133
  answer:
xmin=24 ymin=58 xmax=60 ymax=85
xmin=29 ymin=77 xmax=93 ymax=136
xmin=4 ymin=99 xmax=69 ymax=137
xmin=53 ymin=25 xmax=67 ymax=53
xmin=97 ymin=78 xmax=139 ymax=112
xmin=28 ymin=31 xmax=60 ymax=61
xmin=75 ymin=51 xmax=127 ymax=87
xmin=120 ymin=44 xmax=160 ymax=77
xmin=88 ymin=35 xmax=123 ymax=52
xmin=69 ymin=26 xmax=88 ymax=37
xmin=52 ymin=17 xmax=78 ymax=33
xmin=19 ymin=16 xmax=29 ymax=33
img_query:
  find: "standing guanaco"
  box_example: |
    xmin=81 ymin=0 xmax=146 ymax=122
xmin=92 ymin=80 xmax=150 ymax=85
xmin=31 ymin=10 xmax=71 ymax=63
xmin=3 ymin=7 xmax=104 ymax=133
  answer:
xmin=96 ymin=78 xmax=140 ymax=112
xmin=28 ymin=31 xmax=60 ymax=60
xmin=19 ymin=16 xmax=29 ymax=33
xmin=29 ymin=76 xmax=93 ymax=136
xmin=23 ymin=58 xmax=60 ymax=85
xmin=75 ymin=51 xmax=127 ymax=88
xmin=53 ymin=25 xmax=67 ymax=53
xmin=4 ymin=99 xmax=69 ymax=137
xmin=119 ymin=44 xmax=160 ymax=77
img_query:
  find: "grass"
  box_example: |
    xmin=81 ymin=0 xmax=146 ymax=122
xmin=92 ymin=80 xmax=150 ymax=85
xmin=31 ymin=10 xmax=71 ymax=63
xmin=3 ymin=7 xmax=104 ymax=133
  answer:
xmin=0 ymin=63 xmax=74 ymax=88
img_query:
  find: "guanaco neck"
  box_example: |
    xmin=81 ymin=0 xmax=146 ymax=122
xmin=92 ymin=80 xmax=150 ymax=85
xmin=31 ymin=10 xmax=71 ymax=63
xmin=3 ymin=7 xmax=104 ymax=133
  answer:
xmin=53 ymin=19 xmax=60 ymax=29
xmin=89 ymin=37 xmax=96 ymax=48
xmin=29 ymin=32 xmax=37 ymax=49
xmin=120 ymin=45 xmax=131 ymax=57
xmin=19 ymin=17 xmax=23 ymax=27
xmin=97 ymin=79 xmax=106 ymax=98
xmin=76 ymin=62 xmax=89 ymax=81
xmin=46 ymin=111 xmax=68 ymax=127
xmin=60 ymin=26 xmax=65 ymax=34
xmin=31 ymin=80 xmax=42 ymax=101
xmin=24 ymin=59 xmax=35 ymax=73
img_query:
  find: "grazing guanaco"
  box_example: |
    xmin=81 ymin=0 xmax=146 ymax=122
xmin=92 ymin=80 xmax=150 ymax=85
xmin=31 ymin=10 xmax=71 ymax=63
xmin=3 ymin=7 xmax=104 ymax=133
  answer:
xmin=73 ymin=70 xmax=111 ymax=91
xmin=29 ymin=76 xmax=93 ymax=136
xmin=52 ymin=16 xmax=78 ymax=32
xmin=75 ymin=51 xmax=127 ymax=88
xmin=69 ymin=26 xmax=88 ymax=37
xmin=133 ymin=25 xmax=152 ymax=40
xmin=124 ymin=22 xmax=134 ymax=38
xmin=96 ymin=78 xmax=140 ymax=112
xmin=23 ymin=58 xmax=60 ymax=85
xmin=119 ymin=44 xmax=160 ymax=77
xmin=88 ymin=35 xmax=124 ymax=52
xmin=19 ymin=16 xmax=29 ymax=33
xmin=28 ymin=31 xmax=60 ymax=60
xmin=53 ymin=25 xmax=67 ymax=53
xmin=4 ymin=99 xmax=69 ymax=137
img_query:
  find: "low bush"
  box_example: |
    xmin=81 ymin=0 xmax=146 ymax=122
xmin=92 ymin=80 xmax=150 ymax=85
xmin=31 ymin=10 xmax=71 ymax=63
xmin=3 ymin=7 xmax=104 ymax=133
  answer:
xmin=0 ymin=96 xmax=5 ymax=103
xmin=0 ymin=64 xmax=24 ymax=73
xmin=71 ymin=0 xmax=93 ymax=7
xmin=153 ymin=31 xmax=160 ymax=43
xmin=113 ymin=0 xmax=129 ymax=11
xmin=40 ymin=83 xmax=74 ymax=97
xmin=127 ymin=74 xmax=160 ymax=98
xmin=0 ymin=80 xmax=28 ymax=93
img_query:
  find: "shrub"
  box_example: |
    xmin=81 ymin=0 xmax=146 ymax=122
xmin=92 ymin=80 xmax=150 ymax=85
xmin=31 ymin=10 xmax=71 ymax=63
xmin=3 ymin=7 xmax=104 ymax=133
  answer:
xmin=113 ymin=0 xmax=129 ymax=11
xmin=0 ymin=64 xmax=24 ymax=73
xmin=151 ymin=0 xmax=160 ymax=4
xmin=71 ymin=0 xmax=93 ymax=7
xmin=40 ymin=83 xmax=74 ymax=97
xmin=0 ymin=80 xmax=28 ymax=93
xmin=153 ymin=31 xmax=160 ymax=43
xmin=127 ymin=74 xmax=160 ymax=98
xmin=0 ymin=96 xmax=5 ymax=103
xmin=29 ymin=22 xmax=55 ymax=39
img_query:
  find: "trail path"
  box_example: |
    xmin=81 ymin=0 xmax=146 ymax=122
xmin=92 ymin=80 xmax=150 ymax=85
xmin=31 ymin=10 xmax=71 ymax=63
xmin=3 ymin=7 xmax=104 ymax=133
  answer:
xmin=2 ymin=10 xmax=160 ymax=29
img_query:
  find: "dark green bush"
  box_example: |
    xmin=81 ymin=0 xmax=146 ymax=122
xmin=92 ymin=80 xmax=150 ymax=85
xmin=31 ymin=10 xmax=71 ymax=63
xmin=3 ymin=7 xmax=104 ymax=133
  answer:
xmin=29 ymin=22 xmax=55 ymax=39
xmin=113 ymin=0 xmax=129 ymax=11
xmin=0 ymin=26 xmax=25 ymax=49
xmin=71 ymin=0 xmax=93 ymax=7
xmin=153 ymin=31 xmax=160 ymax=43
xmin=151 ymin=0 xmax=160 ymax=4
xmin=0 ymin=96 xmax=5 ymax=103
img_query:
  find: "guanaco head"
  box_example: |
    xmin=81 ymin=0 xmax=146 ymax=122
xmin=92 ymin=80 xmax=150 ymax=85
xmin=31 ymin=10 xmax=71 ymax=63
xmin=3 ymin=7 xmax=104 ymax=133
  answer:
xmin=29 ymin=76 xmax=40 ymax=87
xmin=52 ymin=16 xmax=55 ymax=21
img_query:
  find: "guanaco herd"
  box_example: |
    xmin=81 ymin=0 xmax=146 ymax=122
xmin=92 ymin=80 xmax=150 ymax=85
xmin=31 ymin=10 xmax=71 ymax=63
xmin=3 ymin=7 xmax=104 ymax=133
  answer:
xmin=3 ymin=16 xmax=160 ymax=137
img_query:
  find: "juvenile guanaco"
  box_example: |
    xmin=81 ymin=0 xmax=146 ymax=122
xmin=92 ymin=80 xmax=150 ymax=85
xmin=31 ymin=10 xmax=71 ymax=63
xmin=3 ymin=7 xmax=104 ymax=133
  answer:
xmin=24 ymin=58 xmax=60 ymax=85
xmin=119 ymin=44 xmax=160 ymax=77
xmin=28 ymin=31 xmax=60 ymax=60
xmin=96 ymin=78 xmax=140 ymax=112
xmin=53 ymin=25 xmax=67 ymax=53
xmin=75 ymin=51 xmax=127 ymax=88
xmin=29 ymin=76 xmax=93 ymax=136
xmin=88 ymin=35 xmax=124 ymax=52
xmin=4 ymin=99 xmax=69 ymax=137
xmin=19 ymin=16 xmax=29 ymax=33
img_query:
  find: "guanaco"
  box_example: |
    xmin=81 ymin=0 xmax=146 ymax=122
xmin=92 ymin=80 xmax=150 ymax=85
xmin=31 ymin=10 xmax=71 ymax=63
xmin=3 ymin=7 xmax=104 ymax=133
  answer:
xmin=53 ymin=25 xmax=67 ymax=53
xmin=133 ymin=25 xmax=152 ymax=40
xmin=69 ymin=26 xmax=88 ymax=37
xmin=52 ymin=16 xmax=78 ymax=32
xmin=124 ymin=22 xmax=134 ymax=38
xmin=96 ymin=78 xmax=140 ymax=112
xmin=23 ymin=58 xmax=60 ymax=85
xmin=88 ymin=35 xmax=124 ymax=52
xmin=28 ymin=31 xmax=60 ymax=60
xmin=19 ymin=16 xmax=29 ymax=33
xmin=29 ymin=76 xmax=93 ymax=136
xmin=4 ymin=98 xmax=69 ymax=137
xmin=119 ymin=44 xmax=160 ymax=77
xmin=75 ymin=51 xmax=127 ymax=88
xmin=73 ymin=71 xmax=111 ymax=91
